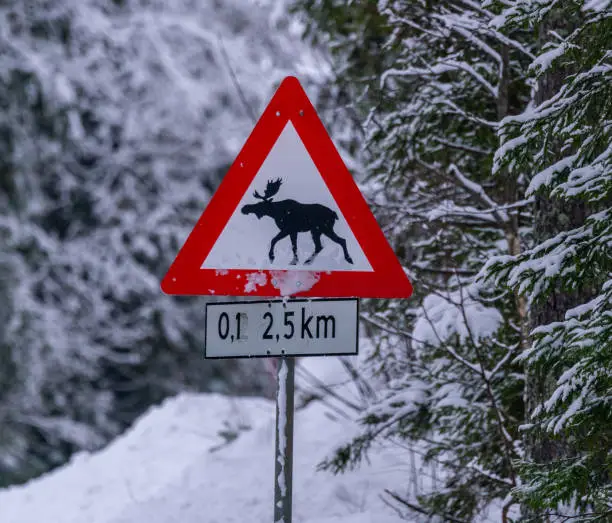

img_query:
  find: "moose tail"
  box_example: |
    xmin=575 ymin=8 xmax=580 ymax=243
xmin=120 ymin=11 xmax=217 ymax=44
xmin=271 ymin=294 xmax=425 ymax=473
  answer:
xmin=332 ymin=210 xmax=338 ymax=220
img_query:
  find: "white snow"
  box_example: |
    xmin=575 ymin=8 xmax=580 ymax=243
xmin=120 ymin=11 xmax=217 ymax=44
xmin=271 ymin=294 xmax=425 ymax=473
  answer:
xmin=270 ymin=270 xmax=321 ymax=296
xmin=245 ymin=271 xmax=269 ymax=293
xmin=0 ymin=359 xmax=409 ymax=523
xmin=412 ymin=289 xmax=504 ymax=350
xmin=530 ymin=43 xmax=568 ymax=74
xmin=583 ymin=0 xmax=611 ymax=13
xmin=527 ymin=153 xmax=579 ymax=195
xmin=276 ymin=359 xmax=288 ymax=503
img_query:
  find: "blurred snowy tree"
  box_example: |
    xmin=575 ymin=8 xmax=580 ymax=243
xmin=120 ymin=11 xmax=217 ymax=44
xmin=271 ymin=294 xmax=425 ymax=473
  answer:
xmin=0 ymin=0 xmax=322 ymax=486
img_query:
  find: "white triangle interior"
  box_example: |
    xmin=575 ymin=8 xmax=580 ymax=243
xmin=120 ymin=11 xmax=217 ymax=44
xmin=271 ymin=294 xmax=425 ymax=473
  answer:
xmin=201 ymin=122 xmax=373 ymax=272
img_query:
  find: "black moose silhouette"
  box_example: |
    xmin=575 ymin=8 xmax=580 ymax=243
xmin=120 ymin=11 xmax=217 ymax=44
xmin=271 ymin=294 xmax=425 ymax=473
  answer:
xmin=241 ymin=178 xmax=354 ymax=266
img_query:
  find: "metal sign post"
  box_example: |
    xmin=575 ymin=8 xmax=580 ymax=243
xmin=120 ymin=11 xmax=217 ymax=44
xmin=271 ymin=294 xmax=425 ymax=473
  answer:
xmin=204 ymin=298 xmax=359 ymax=523
xmin=274 ymin=357 xmax=295 ymax=523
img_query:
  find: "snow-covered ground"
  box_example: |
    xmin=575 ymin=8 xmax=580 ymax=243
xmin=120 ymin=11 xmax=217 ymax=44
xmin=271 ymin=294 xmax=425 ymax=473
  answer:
xmin=0 ymin=358 xmax=411 ymax=523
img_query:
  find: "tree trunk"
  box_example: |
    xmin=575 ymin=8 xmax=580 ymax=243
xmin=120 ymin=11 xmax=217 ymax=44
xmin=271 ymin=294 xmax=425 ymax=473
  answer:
xmin=521 ymin=11 xmax=591 ymax=522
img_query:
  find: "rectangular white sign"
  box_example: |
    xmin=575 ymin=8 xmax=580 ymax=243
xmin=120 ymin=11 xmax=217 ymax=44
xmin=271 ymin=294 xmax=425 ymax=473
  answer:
xmin=205 ymin=298 xmax=359 ymax=358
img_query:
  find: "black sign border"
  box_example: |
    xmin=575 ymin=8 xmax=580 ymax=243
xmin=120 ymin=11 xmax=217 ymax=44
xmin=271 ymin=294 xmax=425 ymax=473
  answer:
xmin=204 ymin=298 xmax=360 ymax=359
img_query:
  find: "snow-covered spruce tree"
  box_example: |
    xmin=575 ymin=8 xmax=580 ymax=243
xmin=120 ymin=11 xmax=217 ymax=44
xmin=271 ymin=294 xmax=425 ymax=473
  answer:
xmin=0 ymin=0 xmax=315 ymax=486
xmin=483 ymin=1 xmax=611 ymax=520
xmin=295 ymin=0 xmax=535 ymax=520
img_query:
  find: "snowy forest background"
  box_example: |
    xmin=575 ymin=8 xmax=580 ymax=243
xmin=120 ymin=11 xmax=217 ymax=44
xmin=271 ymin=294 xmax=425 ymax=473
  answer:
xmin=0 ymin=0 xmax=610 ymax=521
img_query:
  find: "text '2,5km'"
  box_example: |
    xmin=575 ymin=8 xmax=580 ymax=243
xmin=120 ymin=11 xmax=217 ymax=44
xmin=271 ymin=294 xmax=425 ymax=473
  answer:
xmin=204 ymin=299 xmax=359 ymax=358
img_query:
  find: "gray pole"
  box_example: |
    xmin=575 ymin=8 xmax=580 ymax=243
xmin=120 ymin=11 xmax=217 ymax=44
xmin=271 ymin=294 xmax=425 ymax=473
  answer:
xmin=274 ymin=357 xmax=295 ymax=523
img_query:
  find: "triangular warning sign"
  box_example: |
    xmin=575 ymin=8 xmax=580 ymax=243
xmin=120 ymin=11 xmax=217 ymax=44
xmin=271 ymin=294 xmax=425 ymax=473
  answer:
xmin=161 ymin=76 xmax=412 ymax=298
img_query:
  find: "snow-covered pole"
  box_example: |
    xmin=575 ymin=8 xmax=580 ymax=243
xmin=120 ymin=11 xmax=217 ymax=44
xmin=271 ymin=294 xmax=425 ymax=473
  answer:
xmin=274 ymin=356 xmax=295 ymax=523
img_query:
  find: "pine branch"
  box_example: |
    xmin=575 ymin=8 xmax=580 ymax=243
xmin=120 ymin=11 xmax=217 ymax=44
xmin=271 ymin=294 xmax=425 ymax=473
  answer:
xmin=415 ymin=159 xmax=510 ymax=227
xmin=431 ymin=136 xmax=492 ymax=155
xmin=217 ymin=34 xmax=258 ymax=125
xmin=456 ymin=284 xmax=518 ymax=486
xmin=382 ymin=489 xmax=470 ymax=523
xmin=296 ymin=364 xmax=363 ymax=413
xmin=449 ymin=164 xmax=510 ymax=224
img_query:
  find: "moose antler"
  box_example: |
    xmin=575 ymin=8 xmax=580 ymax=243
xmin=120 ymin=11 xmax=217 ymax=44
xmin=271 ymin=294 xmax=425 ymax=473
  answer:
xmin=253 ymin=178 xmax=282 ymax=201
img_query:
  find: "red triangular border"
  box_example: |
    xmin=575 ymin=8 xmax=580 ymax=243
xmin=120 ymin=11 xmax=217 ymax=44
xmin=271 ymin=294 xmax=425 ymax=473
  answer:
xmin=161 ymin=76 xmax=412 ymax=298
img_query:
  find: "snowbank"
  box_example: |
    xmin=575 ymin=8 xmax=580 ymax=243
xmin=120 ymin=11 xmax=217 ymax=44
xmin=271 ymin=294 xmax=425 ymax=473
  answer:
xmin=0 ymin=358 xmax=408 ymax=523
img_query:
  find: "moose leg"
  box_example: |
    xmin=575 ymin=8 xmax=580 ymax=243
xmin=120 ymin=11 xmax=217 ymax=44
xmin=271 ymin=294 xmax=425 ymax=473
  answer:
xmin=324 ymin=229 xmax=354 ymax=264
xmin=269 ymin=231 xmax=289 ymax=262
xmin=305 ymin=231 xmax=323 ymax=265
xmin=289 ymin=232 xmax=299 ymax=265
